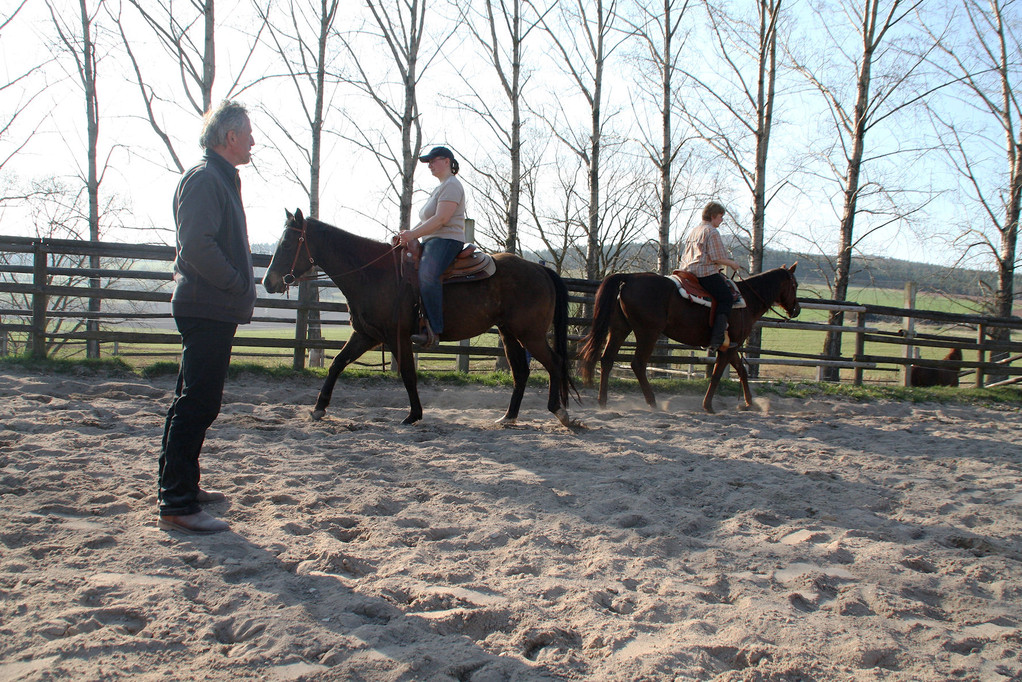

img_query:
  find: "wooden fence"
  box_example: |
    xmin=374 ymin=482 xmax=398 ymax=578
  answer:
xmin=2 ymin=235 xmax=1021 ymax=387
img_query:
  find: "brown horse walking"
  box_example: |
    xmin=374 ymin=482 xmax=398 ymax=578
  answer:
xmin=579 ymin=265 xmax=801 ymax=413
xmin=909 ymin=347 xmax=963 ymax=387
xmin=262 ymin=210 xmax=575 ymax=426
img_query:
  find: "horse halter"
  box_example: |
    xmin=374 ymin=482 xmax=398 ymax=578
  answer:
xmin=744 ymin=269 xmax=798 ymax=320
xmin=282 ymin=217 xmax=315 ymax=286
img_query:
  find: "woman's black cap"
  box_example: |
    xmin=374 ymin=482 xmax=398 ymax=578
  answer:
xmin=418 ymin=146 xmax=456 ymax=162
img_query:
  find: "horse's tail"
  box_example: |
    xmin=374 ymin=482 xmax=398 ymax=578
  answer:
xmin=543 ymin=266 xmax=580 ymax=405
xmin=578 ymin=273 xmax=628 ymax=385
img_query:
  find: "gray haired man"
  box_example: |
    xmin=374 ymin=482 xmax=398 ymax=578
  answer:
xmin=157 ymin=101 xmax=256 ymax=534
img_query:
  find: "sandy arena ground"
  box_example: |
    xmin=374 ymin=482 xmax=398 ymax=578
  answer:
xmin=1 ymin=366 xmax=1020 ymax=681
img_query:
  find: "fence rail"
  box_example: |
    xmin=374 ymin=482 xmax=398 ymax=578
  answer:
xmin=2 ymin=235 xmax=1020 ymax=387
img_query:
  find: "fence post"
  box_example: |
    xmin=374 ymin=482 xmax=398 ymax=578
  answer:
xmin=459 ymin=219 xmax=474 ymax=373
xmin=31 ymin=241 xmax=48 ymax=359
xmin=852 ymin=310 xmax=865 ymax=386
xmin=902 ymin=282 xmax=916 ymax=387
xmin=975 ymin=323 xmax=986 ymax=388
xmin=87 ymin=251 xmax=101 ymax=359
xmin=293 ymin=279 xmax=312 ymax=370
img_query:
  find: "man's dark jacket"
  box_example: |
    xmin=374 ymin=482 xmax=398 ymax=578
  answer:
xmin=171 ymin=150 xmax=256 ymax=324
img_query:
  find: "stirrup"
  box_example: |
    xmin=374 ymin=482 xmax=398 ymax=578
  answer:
xmin=410 ymin=321 xmax=439 ymax=349
xmin=706 ymin=331 xmax=730 ymax=353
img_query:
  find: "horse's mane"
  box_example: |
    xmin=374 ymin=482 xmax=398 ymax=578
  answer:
xmin=736 ymin=266 xmax=791 ymax=297
xmin=306 ymin=216 xmax=393 ymax=266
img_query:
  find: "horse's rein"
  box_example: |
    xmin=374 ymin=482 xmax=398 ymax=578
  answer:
xmin=738 ymin=271 xmax=796 ymax=321
xmin=281 ymin=219 xmax=400 ymax=288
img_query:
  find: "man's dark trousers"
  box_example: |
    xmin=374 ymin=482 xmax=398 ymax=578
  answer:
xmin=158 ymin=316 xmax=237 ymax=516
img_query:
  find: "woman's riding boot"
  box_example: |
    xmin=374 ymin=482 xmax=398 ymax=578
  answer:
xmin=707 ymin=313 xmax=729 ymax=352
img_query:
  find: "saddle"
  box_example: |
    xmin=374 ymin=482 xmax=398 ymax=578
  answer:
xmin=400 ymin=240 xmax=497 ymax=283
xmin=669 ymin=270 xmax=746 ymax=310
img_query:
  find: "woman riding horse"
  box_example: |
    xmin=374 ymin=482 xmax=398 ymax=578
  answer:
xmin=262 ymin=209 xmax=576 ymax=426
xmin=579 ymin=264 xmax=800 ymax=414
xmin=395 ymin=146 xmax=466 ymax=349
xmin=678 ymin=201 xmax=744 ymax=352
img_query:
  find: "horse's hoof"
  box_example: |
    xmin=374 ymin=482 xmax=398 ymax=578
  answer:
xmin=495 ymin=415 xmax=517 ymax=426
xmin=702 ymin=404 xmax=715 ymax=414
xmin=402 ymin=414 xmax=422 ymax=425
xmin=738 ymin=403 xmax=753 ymax=412
xmin=554 ymin=407 xmax=571 ymax=426
xmin=311 ymin=409 xmax=325 ymax=421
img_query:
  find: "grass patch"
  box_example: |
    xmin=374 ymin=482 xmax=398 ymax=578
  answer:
xmin=2 ymin=353 xmax=1018 ymax=407
xmin=584 ymin=372 xmax=1021 ymax=407
xmin=0 ymin=354 xmax=137 ymax=376
xmin=754 ymin=378 xmax=1022 ymax=407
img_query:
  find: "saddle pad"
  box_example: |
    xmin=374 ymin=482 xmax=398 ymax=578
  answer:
xmin=668 ymin=271 xmax=746 ymax=309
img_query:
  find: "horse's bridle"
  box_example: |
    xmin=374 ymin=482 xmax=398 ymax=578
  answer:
xmin=740 ymin=270 xmax=799 ymax=320
xmin=282 ymin=217 xmax=315 ymax=286
xmin=279 ymin=215 xmax=404 ymax=290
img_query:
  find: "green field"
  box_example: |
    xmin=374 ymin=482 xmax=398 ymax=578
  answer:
xmin=2 ymin=286 xmax=1016 ymax=387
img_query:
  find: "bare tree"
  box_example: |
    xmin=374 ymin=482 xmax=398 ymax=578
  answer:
xmin=254 ymin=0 xmax=340 ymax=220
xmin=469 ymin=148 xmax=541 ymax=253
xmin=0 ymin=2 xmax=50 ymax=187
xmin=791 ymin=0 xmax=936 ymax=380
xmin=525 ymin=151 xmax=585 ymax=273
xmin=671 ymin=0 xmax=790 ymax=377
xmin=455 ymin=0 xmax=553 ymax=253
xmin=337 ymin=0 xmax=452 ymax=234
xmin=113 ymin=0 xmax=264 ymax=173
xmin=626 ymin=0 xmax=695 ymax=275
xmin=46 ymin=0 xmax=109 ymax=358
xmin=540 ymin=0 xmax=631 ymax=280
xmin=925 ymin=0 xmax=1019 ymax=351
xmin=680 ymin=0 xmax=789 ymax=277
xmin=253 ymin=0 xmax=342 ymax=369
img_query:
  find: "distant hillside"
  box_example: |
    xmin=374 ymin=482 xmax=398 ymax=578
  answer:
xmin=529 ymin=241 xmax=1011 ymax=300
xmin=753 ymin=249 xmax=999 ymax=299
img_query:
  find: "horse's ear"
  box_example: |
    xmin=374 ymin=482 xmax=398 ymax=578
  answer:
xmin=286 ymin=209 xmax=294 ymax=221
xmin=789 ymin=262 xmax=797 ymax=274
xmin=295 ymin=208 xmax=304 ymax=223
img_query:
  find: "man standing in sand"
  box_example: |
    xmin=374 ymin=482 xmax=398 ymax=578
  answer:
xmin=157 ymin=100 xmax=256 ymax=535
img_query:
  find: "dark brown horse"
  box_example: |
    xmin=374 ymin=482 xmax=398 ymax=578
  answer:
xmin=909 ymin=347 xmax=962 ymax=387
xmin=579 ymin=265 xmax=801 ymax=413
xmin=262 ymin=209 xmax=575 ymax=426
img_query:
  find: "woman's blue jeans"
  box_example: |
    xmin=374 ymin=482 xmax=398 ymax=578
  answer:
xmin=418 ymin=238 xmax=464 ymax=334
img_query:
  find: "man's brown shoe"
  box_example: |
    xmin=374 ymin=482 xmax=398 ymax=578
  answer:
xmin=196 ymin=488 xmax=227 ymax=504
xmin=158 ymin=510 xmax=229 ymax=534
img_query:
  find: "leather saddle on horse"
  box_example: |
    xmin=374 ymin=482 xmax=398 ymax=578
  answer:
xmin=400 ymin=240 xmax=497 ymax=284
xmin=669 ymin=270 xmax=746 ymax=310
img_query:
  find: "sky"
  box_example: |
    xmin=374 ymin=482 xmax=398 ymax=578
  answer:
xmin=0 ymin=0 xmax=1004 ymax=272
xmin=1 ymin=1 xmax=413 ymax=251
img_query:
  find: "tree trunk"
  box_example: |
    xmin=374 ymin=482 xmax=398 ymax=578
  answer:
xmin=80 ymin=0 xmax=101 ymax=359
xmin=202 ymin=0 xmax=215 ymax=112
xmin=821 ymin=8 xmax=875 ymax=382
